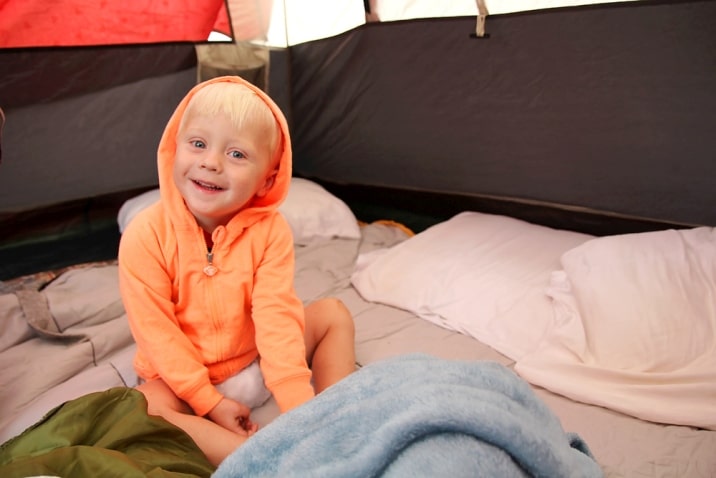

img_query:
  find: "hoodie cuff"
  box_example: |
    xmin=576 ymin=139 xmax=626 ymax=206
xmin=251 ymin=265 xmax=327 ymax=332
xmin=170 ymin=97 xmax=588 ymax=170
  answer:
xmin=188 ymin=384 xmax=225 ymax=417
xmin=271 ymin=378 xmax=315 ymax=413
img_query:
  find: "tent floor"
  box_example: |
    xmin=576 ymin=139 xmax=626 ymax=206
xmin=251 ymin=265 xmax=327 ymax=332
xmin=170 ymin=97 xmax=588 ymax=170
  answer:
xmin=0 ymin=223 xmax=120 ymax=281
xmin=0 ymin=190 xmax=140 ymax=282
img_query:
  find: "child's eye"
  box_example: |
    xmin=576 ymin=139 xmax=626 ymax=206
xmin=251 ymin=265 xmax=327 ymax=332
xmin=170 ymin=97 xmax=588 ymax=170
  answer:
xmin=191 ymin=140 xmax=206 ymax=149
xmin=230 ymin=150 xmax=246 ymax=159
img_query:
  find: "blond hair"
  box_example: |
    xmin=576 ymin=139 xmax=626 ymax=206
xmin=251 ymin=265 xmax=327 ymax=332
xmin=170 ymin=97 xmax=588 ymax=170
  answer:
xmin=178 ymin=81 xmax=280 ymax=162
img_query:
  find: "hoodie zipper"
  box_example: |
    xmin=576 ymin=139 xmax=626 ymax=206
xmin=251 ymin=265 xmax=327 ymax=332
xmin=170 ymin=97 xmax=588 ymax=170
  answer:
xmin=203 ymin=236 xmax=224 ymax=362
xmin=203 ymin=227 xmax=218 ymax=276
xmin=203 ymin=250 xmax=218 ymax=276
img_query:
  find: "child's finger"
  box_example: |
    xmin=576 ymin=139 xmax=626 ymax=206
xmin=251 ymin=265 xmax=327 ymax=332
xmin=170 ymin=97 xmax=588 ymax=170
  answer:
xmin=237 ymin=415 xmax=254 ymax=432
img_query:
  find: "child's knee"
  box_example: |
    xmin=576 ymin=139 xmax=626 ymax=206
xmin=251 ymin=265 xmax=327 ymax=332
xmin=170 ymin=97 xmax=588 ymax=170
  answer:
xmin=323 ymin=298 xmax=353 ymax=326
xmin=306 ymin=297 xmax=354 ymax=336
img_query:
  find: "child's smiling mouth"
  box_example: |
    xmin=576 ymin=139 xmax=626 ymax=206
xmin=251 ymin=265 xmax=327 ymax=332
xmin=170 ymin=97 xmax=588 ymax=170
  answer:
xmin=192 ymin=179 xmax=224 ymax=191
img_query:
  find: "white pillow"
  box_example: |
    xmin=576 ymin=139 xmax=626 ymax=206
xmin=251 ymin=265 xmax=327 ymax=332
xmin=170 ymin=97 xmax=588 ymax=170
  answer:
xmin=117 ymin=178 xmax=361 ymax=245
xmin=117 ymin=188 xmax=161 ymax=233
xmin=279 ymin=178 xmax=360 ymax=245
xmin=515 ymin=226 xmax=716 ymax=429
xmin=350 ymin=211 xmax=592 ymax=360
xmin=549 ymin=226 xmax=716 ymax=371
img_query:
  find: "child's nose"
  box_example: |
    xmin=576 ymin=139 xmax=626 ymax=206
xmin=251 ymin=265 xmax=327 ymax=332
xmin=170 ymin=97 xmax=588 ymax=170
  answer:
xmin=200 ymin=151 xmax=223 ymax=171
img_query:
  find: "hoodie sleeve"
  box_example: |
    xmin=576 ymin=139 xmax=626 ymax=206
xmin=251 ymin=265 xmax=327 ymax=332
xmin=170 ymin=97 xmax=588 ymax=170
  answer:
xmin=118 ymin=212 xmax=224 ymax=416
xmin=251 ymin=216 xmax=315 ymax=412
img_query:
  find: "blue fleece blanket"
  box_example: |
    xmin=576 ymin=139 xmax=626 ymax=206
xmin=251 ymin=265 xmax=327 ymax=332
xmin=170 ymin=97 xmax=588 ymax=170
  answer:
xmin=214 ymin=354 xmax=603 ymax=478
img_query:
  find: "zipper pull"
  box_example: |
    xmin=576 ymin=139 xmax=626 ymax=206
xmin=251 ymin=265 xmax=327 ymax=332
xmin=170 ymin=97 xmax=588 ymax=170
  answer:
xmin=203 ymin=250 xmax=218 ymax=276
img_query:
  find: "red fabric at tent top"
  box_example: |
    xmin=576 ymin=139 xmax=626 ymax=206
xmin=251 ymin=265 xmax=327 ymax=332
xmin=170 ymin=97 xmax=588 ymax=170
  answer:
xmin=0 ymin=0 xmax=231 ymax=48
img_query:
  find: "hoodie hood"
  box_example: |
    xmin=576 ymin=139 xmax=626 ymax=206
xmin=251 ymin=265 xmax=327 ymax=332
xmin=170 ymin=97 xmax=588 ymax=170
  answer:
xmin=156 ymin=75 xmax=292 ymax=235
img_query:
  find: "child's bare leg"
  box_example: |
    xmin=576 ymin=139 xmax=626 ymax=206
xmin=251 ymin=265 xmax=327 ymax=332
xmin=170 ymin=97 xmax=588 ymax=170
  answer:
xmin=136 ymin=379 xmax=247 ymax=467
xmin=304 ymin=298 xmax=356 ymax=392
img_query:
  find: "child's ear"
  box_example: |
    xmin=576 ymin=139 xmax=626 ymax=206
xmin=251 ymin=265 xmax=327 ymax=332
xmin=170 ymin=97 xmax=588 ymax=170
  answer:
xmin=255 ymin=169 xmax=278 ymax=198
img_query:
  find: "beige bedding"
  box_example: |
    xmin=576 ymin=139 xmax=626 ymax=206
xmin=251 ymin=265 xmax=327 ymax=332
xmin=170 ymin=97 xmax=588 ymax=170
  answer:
xmin=1 ymin=222 xmax=714 ymax=477
xmin=344 ymin=280 xmax=716 ymax=477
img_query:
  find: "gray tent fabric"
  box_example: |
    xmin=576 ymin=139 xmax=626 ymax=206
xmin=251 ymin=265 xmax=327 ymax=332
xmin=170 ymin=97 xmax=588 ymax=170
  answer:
xmin=286 ymin=0 xmax=716 ymax=226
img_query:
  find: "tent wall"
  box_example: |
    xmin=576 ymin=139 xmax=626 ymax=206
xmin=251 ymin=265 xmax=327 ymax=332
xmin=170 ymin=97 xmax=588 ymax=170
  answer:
xmin=285 ymin=0 xmax=716 ymax=227
xmin=0 ymin=44 xmax=197 ymax=277
xmin=0 ymin=44 xmax=196 ymax=109
xmin=0 ymin=0 xmax=714 ymax=277
xmin=0 ymin=44 xmax=197 ymax=213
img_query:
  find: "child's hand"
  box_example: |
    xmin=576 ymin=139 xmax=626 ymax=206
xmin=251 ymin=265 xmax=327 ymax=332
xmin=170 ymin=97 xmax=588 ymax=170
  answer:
xmin=207 ymin=397 xmax=259 ymax=436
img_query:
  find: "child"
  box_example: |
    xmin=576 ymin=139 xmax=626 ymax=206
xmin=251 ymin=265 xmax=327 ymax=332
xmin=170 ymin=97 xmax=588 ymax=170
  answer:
xmin=118 ymin=76 xmax=356 ymax=466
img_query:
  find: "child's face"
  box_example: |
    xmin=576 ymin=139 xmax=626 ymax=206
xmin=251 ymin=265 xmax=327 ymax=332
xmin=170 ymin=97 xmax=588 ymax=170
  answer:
xmin=173 ymin=111 xmax=276 ymax=232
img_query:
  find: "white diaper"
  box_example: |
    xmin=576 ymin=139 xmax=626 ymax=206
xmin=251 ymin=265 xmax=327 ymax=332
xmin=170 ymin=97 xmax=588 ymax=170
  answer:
xmin=215 ymin=360 xmax=271 ymax=409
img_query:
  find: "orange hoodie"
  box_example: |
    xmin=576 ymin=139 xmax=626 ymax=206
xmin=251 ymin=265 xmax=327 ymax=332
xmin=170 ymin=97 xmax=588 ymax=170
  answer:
xmin=118 ymin=76 xmax=314 ymax=416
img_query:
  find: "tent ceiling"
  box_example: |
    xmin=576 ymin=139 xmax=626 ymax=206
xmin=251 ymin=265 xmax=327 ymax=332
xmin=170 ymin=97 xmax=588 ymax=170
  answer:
xmin=369 ymin=0 xmax=639 ymax=21
xmin=1 ymin=0 xmax=640 ymax=49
